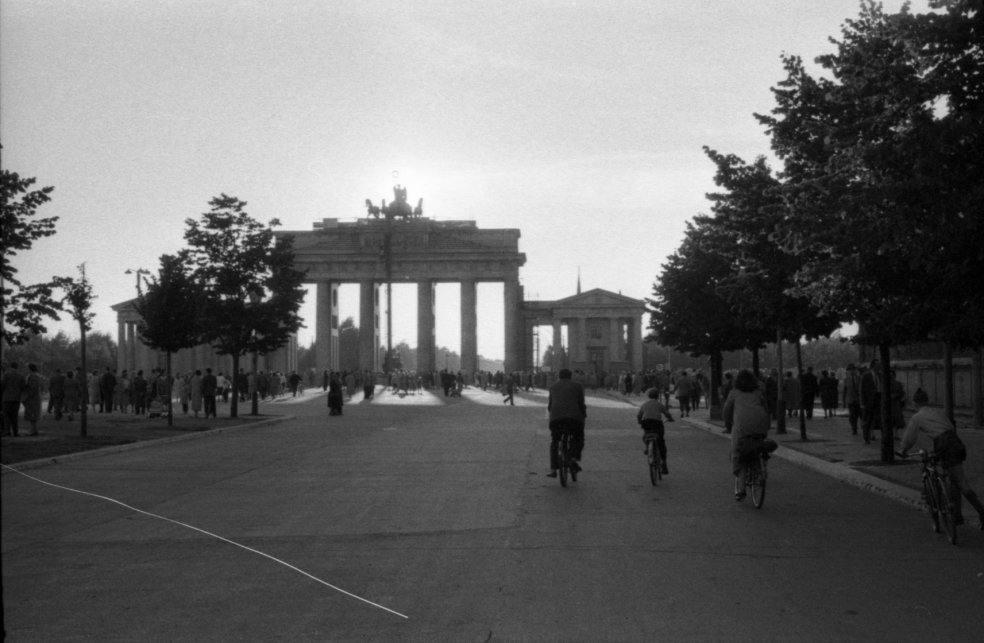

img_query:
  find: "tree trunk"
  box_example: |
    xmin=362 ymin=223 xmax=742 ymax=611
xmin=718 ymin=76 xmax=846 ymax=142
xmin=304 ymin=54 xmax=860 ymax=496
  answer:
xmin=229 ymin=353 xmax=240 ymax=418
xmin=709 ymin=348 xmax=723 ymax=421
xmin=79 ymin=323 xmax=88 ymax=438
xmin=776 ymin=329 xmax=786 ymax=434
xmin=795 ymin=340 xmax=807 ymax=441
xmin=943 ymin=342 xmax=955 ymax=425
xmin=166 ymin=352 xmax=174 ymax=427
xmin=879 ymin=343 xmax=894 ymax=463
xmin=251 ymin=350 xmax=260 ymax=416
xmin=973 ymin=346 xmax=983 ymax=431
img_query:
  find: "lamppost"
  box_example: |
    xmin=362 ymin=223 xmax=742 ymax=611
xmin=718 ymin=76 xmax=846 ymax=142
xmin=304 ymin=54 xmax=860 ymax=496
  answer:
xmin=366 ymin=182 xmax=423 ymax=376
xmin=125 ymin=267 xmax=150 ymax=292
xmin=249 ymin=290 xmax=263 ymax=416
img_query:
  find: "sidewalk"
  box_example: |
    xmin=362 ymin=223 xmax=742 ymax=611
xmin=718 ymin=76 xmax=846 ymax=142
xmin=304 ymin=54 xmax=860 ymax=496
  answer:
xmin=605 ymin=392 xmax=984 ymax=511
xmin=0 ymin=391 xmax=320 ymax=467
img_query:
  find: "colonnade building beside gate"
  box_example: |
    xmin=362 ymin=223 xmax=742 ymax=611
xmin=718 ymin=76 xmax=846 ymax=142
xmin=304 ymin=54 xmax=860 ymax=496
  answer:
xmin=112 ymin=214 xmax=645 ymax=378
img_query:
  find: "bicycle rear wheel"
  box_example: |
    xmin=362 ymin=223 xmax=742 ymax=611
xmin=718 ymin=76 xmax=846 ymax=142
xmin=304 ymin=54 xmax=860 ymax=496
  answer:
xmin=937 ymin=478 xmax=958 ymax=545
xmin=647 ymin=442 xmax=660 ymax=486
xmin=750 ymin=456 xmax=767 ymax=508
xmin=923 ymin=477 xmax=941 ymax=533
xmin=558 ymin=440 xmax=569 ymax=487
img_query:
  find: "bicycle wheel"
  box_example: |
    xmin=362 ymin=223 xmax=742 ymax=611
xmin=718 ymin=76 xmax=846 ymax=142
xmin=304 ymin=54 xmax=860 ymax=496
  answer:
xmin=558 ymin=440 xmax=568 ymax=487
xmin=923 ymin=476 xmax=941 ymax=534
xmin=750 ymin=456 xmax=767 ymax=508
xmin=647 ymin=442 xmax=659 ymax=486
xmin=937 ymin=478 xmax=958 ymax=545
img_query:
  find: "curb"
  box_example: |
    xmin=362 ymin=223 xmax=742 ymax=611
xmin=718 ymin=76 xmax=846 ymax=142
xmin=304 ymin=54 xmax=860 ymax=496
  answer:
xmin=0 ymin=415 xmax=295 ymax=473
xmin=681 ymin=415 xmax=924 ymax=511
xmin=593 ymin=390 xmax=926 ymax=512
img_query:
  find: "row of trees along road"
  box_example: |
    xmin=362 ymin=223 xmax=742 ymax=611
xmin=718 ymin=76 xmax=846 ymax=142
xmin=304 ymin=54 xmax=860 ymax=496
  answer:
xmin=647 ymin=1 xmax=984 ymax=462
xmin=135 ymin=195 xmax=306 ymax=421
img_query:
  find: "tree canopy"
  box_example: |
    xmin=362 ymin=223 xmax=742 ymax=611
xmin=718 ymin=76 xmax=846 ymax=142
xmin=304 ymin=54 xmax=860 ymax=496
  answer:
xmin=1 ymin=170 xmax=60 ymax=345
xmin=183 ymin=195 xmax=307 ymax=417
xmin=755 ymin=0 xmax=984 ymax=348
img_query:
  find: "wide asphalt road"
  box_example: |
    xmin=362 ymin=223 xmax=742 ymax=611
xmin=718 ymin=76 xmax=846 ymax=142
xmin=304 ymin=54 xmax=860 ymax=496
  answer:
xmin=3 ymin=387 xmax=981 ymax=642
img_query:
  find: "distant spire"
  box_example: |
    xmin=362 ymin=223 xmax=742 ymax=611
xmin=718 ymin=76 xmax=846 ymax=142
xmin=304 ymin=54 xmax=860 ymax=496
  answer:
xmin=577 ymin=267 xmax=582 ymax=295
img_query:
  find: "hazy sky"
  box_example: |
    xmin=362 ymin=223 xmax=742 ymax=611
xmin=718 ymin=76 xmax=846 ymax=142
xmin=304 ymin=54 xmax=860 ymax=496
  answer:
xmin=2 ymin=0 xmax=927 ymax=359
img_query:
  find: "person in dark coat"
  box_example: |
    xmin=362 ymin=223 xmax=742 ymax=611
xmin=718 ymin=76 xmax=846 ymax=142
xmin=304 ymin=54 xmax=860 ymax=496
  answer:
xmin=799 ymin=366 xmax=820 ymax=419
xmin=327 ymin=371 xmax=344 ymax=416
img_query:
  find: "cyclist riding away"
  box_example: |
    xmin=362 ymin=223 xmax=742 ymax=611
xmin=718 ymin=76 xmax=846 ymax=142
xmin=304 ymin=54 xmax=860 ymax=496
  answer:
xmin=638 ymin=388 xmax=674 ymax=474
xmin=547 ymin=368 xmax=586 ymax=478
xmin=899 ymin=389 xmax=984 ymax=530
xmin=723 ymin=369 xmax=772 ymax=500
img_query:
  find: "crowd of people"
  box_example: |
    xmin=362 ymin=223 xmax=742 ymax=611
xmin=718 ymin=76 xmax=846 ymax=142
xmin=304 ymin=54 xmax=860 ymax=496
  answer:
xmin=0 ymin=360 xmax=319 ymax=432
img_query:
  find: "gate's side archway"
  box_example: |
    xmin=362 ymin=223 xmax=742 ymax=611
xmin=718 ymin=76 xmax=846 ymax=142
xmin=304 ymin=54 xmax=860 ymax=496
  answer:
xmin=278 ymin=216 xmax=526 ymax=374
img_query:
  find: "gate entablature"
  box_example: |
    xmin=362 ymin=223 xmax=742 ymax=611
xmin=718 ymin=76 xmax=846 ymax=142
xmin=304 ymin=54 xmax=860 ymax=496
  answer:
xmin=280 ymin=218 xmax=525 ymax=283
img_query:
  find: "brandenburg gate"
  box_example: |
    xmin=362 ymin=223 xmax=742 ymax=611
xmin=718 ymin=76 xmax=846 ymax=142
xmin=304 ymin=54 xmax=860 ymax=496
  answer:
xmin=280 ymin=187 xmax=527 ymax=374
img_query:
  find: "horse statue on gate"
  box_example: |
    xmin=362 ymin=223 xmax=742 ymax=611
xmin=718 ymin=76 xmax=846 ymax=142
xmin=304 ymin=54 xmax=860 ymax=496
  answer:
xmin=366 ymin=184 xmax=423 ymax=221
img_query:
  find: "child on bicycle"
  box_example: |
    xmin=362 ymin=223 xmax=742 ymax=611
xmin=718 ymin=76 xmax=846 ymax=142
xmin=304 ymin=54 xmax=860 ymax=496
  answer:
xmin=637 ymin=388 xmax=674 ymax=474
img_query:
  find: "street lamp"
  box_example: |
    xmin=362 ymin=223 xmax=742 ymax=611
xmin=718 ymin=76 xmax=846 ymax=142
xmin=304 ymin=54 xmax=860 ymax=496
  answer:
xmin=125 ymin=268 xmax=150 ymax=294
xmin=249 ymin=289 xmax=263 ymax=416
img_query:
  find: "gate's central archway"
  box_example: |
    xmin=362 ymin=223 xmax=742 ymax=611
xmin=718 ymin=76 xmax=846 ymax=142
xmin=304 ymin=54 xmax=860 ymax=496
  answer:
xmin=278 ymin=216 xmax=526 ymax=374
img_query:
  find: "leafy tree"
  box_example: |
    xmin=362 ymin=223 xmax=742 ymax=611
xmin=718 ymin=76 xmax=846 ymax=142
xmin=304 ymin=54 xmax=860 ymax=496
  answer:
xmin=53 ymin=266 xmax=95 ymax=436
xmin=1 ymin=170 xmax=61 ymax=346
xmin=1 ymin=331 xmax=118 ymax=376
xmin=338 ymin=317 xmax=360 ymax=372
xmin=183 ymin=195 xmax=306 ymax=418
xmin=755 ymin=0 xmax=983 ymax=459
xmin=701 ymin=148 xmax=841 ymax=435
xmin=541 ymin=343 xmax=567 ymax=372
xmin=134 ymin=253 xmax=207 ymax=425
xmin=647 ymin=220 xmax=763 ymax=419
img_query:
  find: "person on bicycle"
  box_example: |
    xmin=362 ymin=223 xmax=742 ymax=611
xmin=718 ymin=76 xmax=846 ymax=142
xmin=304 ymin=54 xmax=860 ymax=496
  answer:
xmin=637 ymin=387 xmax=674 ymax=474
xmin=900 ymin=389 xmax=984 ymax=530
xmin=547 ymin=368 xmax=586 ymax=478
xmin=723 ymin=369 xmax=772 ymax=500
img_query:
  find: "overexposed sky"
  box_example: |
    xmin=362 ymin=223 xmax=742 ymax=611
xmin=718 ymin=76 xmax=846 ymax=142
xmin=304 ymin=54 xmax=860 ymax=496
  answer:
xmin=1 ymin=0 xmax=927 ymax=359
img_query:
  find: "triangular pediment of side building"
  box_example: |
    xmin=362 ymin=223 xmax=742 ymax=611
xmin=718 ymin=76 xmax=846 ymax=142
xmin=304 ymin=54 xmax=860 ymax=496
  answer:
xmin=553 ymin=288 xmax=644 ymax=309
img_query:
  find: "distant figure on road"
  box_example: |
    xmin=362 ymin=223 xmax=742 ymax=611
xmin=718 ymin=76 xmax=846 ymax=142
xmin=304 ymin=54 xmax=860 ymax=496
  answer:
xmin=842 ymin=363 xmax=861 ymax=433
xmin=859 ymin=360 xmax=882 ymax=445
xmin=502 ymin=374 xmax=515 ymax=406
xmin=327 ymin=372 xmax=344 ymax=416
xmin=547 ymin=368 xmax=586 ymax=478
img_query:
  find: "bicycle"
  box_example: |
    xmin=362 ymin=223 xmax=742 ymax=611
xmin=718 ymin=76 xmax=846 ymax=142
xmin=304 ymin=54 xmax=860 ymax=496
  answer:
xmin=644 ymin=434 xmax=662 ymax=486
xmin=898 ymin=450 xmax=959 ymax=545
xmin=736 ymin=436 xmax=776 ymax=509
xmin=557 ymin=430 xmax=578 ymax=487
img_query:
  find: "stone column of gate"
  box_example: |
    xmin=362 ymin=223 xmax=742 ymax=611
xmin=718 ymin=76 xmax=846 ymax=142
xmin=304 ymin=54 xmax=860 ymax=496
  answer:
xmin=630 ymin=316 xmax=644 ymax=372
xmin=575 ymin=317 xmax=587 ymax=364
xmin=609 ymin=318 xmax=620 ymax=369
xmin=460 ymin=278 xmax=478 ymax=376
xmin=553 ymin=320 xmax=563 ymax=370
xmin=315 ymin=281 xmax=332 ymax=373
xmin=116 ymin=320 xmax=127 ymax=373
xmin=126 ymin=322 xmax=137 ymax=374
xmin=417 ymin=279 xmax=436 ymax=375
xmin=359 ymin=280 xmax=378 ymax=372
xmin=503 ymin=276 xmax=522 ymax=373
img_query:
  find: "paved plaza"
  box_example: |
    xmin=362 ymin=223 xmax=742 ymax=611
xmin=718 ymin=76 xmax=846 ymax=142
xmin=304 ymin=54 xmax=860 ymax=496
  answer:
xmin=3 ymin=387 xmax=982 ymax=641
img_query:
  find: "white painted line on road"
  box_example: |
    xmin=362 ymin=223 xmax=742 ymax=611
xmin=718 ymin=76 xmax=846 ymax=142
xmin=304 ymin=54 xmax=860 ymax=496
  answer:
xmin=1 ymin=463 xmax=409 ymax=620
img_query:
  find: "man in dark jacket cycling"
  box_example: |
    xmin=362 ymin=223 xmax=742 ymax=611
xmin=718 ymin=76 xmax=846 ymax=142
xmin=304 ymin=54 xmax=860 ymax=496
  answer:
xmin=547 ymin=368 xmax=586 ymax=477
